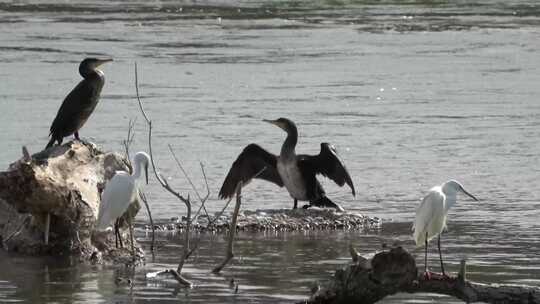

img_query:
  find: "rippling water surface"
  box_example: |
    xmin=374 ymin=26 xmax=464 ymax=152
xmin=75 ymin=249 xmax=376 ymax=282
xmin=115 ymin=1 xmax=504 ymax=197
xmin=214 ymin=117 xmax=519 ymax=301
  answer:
xmin=1 ymin=1 xmax=540 ymax=303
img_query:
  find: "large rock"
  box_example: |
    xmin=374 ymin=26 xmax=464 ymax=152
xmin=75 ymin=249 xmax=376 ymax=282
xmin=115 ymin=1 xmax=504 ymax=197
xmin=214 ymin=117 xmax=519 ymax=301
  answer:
xmin=0 ymin=141 xmax=141 ymax=261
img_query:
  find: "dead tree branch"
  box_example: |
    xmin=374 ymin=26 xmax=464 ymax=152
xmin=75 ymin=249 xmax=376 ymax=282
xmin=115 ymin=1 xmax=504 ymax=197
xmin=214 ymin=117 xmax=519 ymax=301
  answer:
xmin=304 ymin=246 xmax=540 ymax=304
xmin=121 ymin=118 xmax=155 ymax=253
xmin=134 ymin=62 xmax=192 ymax=286
xmin=167 ymin=145 xmax=211 ymax=220
xmin=212 ymin=182 xmax=242 ymax=274
xmin=122 ymin=118 xmax=136 ymax=162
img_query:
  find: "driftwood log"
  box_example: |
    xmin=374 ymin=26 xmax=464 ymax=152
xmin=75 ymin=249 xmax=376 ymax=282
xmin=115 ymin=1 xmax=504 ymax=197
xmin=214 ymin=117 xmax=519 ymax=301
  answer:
xmin=0 ymin=141 xmax=141 ymax=261
xmin=304 ymin=246 xmax=540 ymax=304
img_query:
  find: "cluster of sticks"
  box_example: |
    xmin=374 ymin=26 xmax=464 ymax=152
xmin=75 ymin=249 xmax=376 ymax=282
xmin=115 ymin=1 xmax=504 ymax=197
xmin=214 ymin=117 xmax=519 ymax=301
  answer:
xmin=131 ymin=63 xmax=242 ymax=286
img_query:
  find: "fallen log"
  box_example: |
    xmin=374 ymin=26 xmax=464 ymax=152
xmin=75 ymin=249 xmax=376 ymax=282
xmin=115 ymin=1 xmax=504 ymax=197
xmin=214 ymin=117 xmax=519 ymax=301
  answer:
xmin=0 ymin=141 xmax=142 ymax=262
xmin=304 ymin=246 xmax=540 ymax=304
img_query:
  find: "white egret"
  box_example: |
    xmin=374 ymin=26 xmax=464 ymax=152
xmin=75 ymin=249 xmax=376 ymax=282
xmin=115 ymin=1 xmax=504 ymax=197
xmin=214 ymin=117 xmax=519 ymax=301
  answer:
xmin=96 ymin=151 xmax=150 ymax=252
xmin=412 ymin=180 xmax=478 ymax=277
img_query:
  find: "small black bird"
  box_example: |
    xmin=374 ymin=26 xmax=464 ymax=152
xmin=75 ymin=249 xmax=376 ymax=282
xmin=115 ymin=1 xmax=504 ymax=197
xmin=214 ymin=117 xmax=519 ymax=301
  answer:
xmin=46 ymin=57 xmax=112 ymax=149
xmin=219 ymin=118 xmax=355 ymax=211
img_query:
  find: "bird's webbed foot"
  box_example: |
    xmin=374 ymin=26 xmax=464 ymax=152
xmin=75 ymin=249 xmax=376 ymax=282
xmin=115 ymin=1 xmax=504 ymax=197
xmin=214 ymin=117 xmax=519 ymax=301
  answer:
xmin=74 ymin=131 xmax=80 ymax=140
xmin=302 ymin=204 xmax=311 ymax=209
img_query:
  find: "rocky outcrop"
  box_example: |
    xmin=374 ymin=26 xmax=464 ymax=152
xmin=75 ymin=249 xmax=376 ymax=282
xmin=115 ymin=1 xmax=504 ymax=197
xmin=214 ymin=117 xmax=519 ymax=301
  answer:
xmin=0 ymin=141 xmax=141 ymax=262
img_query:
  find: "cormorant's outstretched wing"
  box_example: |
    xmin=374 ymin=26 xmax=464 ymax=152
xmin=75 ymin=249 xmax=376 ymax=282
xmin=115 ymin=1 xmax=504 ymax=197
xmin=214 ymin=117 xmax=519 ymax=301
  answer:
xmin=299 ymin=143 xmax=355 ymax=196
xmin=219 ymin=144 xmax=284 ymax=199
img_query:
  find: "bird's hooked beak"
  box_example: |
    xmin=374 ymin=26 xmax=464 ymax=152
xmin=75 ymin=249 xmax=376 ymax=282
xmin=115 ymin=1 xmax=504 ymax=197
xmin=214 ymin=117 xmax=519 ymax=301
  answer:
xmin=262 ymin=119 xmax=284 ymax=131
xmin=460 ymin=186 xmax=479 ymax=201
xmin=144 ymin=164 xmax=149 ymax=185
xmin=95 ymin=58 xmax=113 ymax=67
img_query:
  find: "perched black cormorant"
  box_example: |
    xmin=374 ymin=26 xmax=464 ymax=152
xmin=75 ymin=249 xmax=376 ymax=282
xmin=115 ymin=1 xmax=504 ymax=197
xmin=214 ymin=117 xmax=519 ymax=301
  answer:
xmin=219 ymin=118 xmax=355 ymax=211
xmin=45 ymin=57 xmax=113 ymax=149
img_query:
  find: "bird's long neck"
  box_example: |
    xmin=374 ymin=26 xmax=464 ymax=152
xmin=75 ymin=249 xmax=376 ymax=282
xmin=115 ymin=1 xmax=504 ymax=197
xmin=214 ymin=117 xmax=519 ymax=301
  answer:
xmin=79 ymin=66 xmax=102 ymax=79
xmin=280 ymin=125 xmax=298 ymax=160
xmin=444 ymin=193 xmax=457 ymax=212
xmin=132 ymin=159 xmax=143 ymax=181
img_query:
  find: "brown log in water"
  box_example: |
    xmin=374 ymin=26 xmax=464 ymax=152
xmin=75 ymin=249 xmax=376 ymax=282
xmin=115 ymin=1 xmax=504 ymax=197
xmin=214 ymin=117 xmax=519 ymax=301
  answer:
xmin=303 ymin=246 xmax=540 ymax=304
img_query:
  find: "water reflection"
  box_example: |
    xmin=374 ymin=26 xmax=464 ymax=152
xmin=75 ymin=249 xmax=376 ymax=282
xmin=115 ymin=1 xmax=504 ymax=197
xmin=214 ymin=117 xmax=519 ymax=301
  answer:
xmin=0 ymin=221 xmax=537 ymax=303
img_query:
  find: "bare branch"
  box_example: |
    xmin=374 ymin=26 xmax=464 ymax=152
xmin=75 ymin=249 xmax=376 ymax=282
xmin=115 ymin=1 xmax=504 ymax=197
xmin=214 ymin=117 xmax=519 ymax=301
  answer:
xmin=168 ymin=144 xmax=203 ymax=202
xmin=192 ymin=162 xmax=212 ymax=220
xmin=122 ymin=118 xmax=136 ymax=163
xmin=200 ymin=162 xmax=210 ymax=199
xmin=212 ymin=181 xmax=242 ymax=274
xmin=134 ymin=61 xmax=192 ymax=276
xmin=135 ymin=62 xmax=150 ymax=124
xmin=167 ymin=145 xmax=211 ymax=221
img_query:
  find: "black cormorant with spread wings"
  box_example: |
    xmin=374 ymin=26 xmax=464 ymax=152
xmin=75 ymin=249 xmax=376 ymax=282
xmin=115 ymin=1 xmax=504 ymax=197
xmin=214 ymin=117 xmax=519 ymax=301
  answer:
xmin=45 ymin=57 xmax=113 ymax=149
xmin=219 ymin=118 xmax=355 ymax=211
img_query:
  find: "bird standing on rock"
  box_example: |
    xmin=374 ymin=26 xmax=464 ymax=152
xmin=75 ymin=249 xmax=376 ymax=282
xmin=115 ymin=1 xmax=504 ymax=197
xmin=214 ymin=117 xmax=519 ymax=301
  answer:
xmin=96 ymin=151 xmax=150 ymax=252
xmin=219 ymin=118 xmax=355 ymax=211
xmin=412 ymin=180 xmax=479 ymax=277
xmin=46 ymin=57 xmax=113 ymax=149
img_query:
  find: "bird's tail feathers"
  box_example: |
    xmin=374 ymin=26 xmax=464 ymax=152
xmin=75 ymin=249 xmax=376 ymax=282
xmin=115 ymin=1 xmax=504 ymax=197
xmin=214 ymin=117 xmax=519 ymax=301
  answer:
xmin=95 ymin=214 xmax=113 ymax=231
xmin=413 ymin=229 xmax=425 ymax=247
xmin=310 ymin=196 xmax=345 ymax=212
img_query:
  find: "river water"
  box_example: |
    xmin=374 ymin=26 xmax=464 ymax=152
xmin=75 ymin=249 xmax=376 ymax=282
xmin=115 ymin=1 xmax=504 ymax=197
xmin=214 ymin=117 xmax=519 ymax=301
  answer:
xmin=1 ymin=0 xmax=540 ymax=303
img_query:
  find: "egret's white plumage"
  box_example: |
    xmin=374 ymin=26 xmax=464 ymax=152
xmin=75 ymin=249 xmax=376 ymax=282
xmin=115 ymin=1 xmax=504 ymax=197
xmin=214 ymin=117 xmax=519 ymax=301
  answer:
xmin=97 ymin=151 xmax=150 ymax=230
xmin=412 ymin=180 xmax=478 ymax=275
xmin=412 ymin=185 xmax=446 ymax=246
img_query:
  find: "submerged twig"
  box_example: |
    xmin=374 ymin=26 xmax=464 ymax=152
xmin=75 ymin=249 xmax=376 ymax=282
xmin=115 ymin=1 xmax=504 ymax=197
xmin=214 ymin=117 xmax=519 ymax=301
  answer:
xmin=150 ymin=269 xmax=193 ymax=287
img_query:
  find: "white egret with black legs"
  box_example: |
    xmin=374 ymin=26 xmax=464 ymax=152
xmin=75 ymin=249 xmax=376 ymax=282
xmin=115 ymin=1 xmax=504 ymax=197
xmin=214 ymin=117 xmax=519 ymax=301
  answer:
xmin=96 ymin=151 xmax=150 ymax=254
xmin=412 ymin=180 xmax=479 ymax=277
